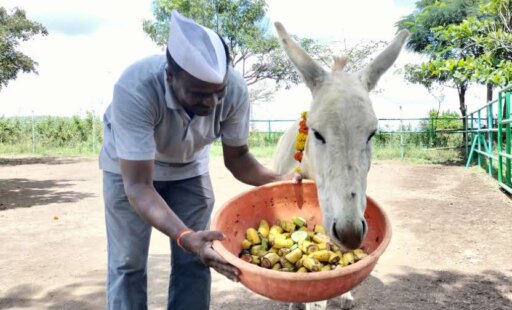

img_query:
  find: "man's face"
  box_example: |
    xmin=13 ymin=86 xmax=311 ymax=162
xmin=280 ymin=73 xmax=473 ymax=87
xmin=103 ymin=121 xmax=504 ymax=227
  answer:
xmin=168 ymin=70 xmax=227 ymax=116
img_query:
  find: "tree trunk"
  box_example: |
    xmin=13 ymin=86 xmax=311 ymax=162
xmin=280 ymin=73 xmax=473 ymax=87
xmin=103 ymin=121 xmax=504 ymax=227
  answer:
xmin=458 ymin=85 xmax=468 ymax=155
xmin=487 ymin=83 xmax=493 ymax=103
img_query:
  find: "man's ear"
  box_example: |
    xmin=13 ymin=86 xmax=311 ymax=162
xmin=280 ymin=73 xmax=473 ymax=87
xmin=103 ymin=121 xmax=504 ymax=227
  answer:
xmin=166 ymin=68 xmax=173 ymax=83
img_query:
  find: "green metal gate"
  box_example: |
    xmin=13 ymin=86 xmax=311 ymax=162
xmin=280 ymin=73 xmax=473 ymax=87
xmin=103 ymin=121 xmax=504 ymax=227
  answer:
xmin=466 ymin=85 xmax=512 ymax=194
xmin=497 ymin=85 xmax=512 ymax=193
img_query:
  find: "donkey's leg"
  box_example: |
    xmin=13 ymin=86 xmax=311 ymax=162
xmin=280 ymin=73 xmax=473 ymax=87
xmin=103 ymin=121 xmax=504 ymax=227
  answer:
xmin=338 ymin=291 xmax=354 ymax=309
xmin=289 ymin=291 xmax=353 ymax=310
xmin=304 ymin=301 xmax=328 ymax=310
xmin=289 ymin=303 xmax=305 ymax=310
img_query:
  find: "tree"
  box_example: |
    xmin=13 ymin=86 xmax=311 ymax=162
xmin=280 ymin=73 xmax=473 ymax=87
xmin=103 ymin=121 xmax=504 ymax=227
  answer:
xmin=397 ymin=0 xmax=482 ymax=146
xmin=433 ymin=1 xmax=512 ymax=101
xmin=478 ymin=0 xmax=512 ymax=56
xmin=420 ymin=109 xmax=462 ymax=147
xmin=143 ymin=0 xmax=384 ymax=104
xmin=0 ymin=7 xmax=48 ymax=91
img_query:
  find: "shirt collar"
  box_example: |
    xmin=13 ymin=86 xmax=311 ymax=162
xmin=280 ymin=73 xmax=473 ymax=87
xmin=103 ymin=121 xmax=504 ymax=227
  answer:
xmin=163 ymin=67 xmax=182 ymax=110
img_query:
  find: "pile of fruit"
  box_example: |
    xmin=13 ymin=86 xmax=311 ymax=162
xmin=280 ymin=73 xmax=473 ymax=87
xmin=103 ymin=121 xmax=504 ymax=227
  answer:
xmin=239 ymin=216 xmax=367 ymax=272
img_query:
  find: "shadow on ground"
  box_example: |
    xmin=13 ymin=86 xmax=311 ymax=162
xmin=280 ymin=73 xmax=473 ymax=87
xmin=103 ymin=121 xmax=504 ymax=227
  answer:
xmin=0 ymin=157 xmax=90 ymax=166
xmin=1 ymin=259 xmax=510 ymax=309
xmin=353 ymin=268 xmax=512 ymax=310
xmin=0 ymin=270 xmax=104 ymax=309
xmin=0 ymin=178 xmax=95 ymax=210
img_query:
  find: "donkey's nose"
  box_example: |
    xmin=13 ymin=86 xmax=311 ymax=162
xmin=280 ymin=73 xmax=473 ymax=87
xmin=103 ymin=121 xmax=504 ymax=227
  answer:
xmin=333 ymin=219 xmax=367 ymax=250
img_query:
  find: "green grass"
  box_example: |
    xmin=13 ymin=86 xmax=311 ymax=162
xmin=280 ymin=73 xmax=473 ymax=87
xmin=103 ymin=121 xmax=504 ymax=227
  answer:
xmin=0 ymin=141 xmax=465 ymax=164
xmin=210 ymin=143 xmax=276 ymax=159
xmin=0 ymin=143 xmax=99 ymax=157
xmin=373 ymin=146 xmax=464 ymax=164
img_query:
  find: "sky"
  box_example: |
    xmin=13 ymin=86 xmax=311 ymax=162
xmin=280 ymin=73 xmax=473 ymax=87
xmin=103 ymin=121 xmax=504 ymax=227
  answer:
xmin=0 ymin=0 xmax=490 ymax=124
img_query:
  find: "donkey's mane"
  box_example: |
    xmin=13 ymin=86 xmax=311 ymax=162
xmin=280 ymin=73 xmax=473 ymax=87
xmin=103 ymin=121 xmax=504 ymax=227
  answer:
xmin=331 ymin=56 xmax=348 ymax=73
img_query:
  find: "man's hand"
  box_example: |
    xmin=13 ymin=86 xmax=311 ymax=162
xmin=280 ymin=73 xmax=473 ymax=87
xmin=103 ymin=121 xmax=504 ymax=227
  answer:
xmin=180 ymin=230 xmax=240 ymax=282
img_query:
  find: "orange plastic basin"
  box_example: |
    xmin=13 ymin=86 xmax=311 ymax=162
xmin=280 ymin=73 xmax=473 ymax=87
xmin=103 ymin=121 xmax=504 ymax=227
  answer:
xmin=211 ymin=180 xmax=391 ymax=303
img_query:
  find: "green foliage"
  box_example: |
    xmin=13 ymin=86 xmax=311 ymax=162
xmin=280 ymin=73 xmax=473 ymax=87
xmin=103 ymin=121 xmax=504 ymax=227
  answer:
xmin=0 ymin=113 xmax=102 ymax=154
xmin=421 ymin=109 xmax=463 ymax=147
xmin=399 ymin=0 xmax=512 ymax=102
xmin=143 ymin=0 xmax=384 ymax=103
xmin=432 ymin=2 xmax=512 ymax=88
xmin=143 ymin=0 xmax=317 ymax=90
xmin=397 ymin=0 xmax=480 ymax=54
xmin=0 ymin=116 xmax=463 ymax=164
xmin=0 ymin=7 xmax=48 ymax=91
xmin=403 ymin=56 xmax=476 ymax=89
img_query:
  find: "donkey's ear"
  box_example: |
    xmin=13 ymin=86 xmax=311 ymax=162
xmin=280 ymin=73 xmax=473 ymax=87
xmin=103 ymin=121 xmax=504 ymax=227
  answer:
xmin=359 ymin=30 xmax=409 ymax=91
xmin=274 ymin=22 xmax=327 ymax=91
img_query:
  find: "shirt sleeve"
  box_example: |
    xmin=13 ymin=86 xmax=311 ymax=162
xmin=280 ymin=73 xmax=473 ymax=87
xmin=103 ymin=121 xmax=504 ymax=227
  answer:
xmin=111 ymin=84 xmax=156 ymax=161
xmin=220 ymin=90 xmax=250 ymax=147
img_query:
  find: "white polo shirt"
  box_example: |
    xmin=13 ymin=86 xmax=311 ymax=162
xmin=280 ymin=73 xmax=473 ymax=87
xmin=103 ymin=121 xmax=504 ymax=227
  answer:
xmin=99 ymin=55 xmax=250 ymax=181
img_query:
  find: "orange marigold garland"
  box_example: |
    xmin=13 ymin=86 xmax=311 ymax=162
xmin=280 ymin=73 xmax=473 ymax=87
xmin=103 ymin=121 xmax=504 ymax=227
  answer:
xmin=294 ymin=111 xmax=308 ymax=173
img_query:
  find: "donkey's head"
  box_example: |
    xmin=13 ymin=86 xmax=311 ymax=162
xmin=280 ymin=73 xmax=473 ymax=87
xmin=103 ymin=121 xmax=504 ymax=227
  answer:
xmin=275 ymin=23 xmax=408 ymax=250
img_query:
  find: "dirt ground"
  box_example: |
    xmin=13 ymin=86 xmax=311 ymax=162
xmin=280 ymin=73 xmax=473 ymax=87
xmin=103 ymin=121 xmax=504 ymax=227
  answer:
xmin=0 ymin=157 xmax=511 ymax=310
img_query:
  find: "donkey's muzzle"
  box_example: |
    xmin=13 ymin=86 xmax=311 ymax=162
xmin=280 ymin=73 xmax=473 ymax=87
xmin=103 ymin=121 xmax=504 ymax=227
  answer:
xmin=333 ymin=219 xmax=367 ymax=250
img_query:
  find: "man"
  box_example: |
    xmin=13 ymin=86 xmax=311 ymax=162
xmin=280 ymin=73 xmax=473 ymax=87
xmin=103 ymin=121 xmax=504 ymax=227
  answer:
xmin=99 ymin=10 xmax=293 ymax=310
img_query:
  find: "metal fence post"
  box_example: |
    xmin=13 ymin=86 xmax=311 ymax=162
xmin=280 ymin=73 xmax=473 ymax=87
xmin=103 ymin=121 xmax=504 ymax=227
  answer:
xmin=31 ymin=111 xmax=35 ymax=153
xmin=267 ymin=120 xmax=271 ymax=144
xmin=92 ymin=111 xmax=96 ymax=153
xmin=399 ymin=106 xmax=404 ymax=159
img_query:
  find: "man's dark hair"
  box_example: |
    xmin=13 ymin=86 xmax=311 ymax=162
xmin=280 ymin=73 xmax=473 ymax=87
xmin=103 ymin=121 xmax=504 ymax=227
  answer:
xmin=166 ymin=33 xmax=230 ymax=76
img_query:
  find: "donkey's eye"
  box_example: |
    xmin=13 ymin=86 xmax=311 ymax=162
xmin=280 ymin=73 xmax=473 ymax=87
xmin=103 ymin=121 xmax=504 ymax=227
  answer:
xmin=367 ymin=130 xmax=376 ymax=143
xmin=313 ymin=130 xmax=326 ymax=144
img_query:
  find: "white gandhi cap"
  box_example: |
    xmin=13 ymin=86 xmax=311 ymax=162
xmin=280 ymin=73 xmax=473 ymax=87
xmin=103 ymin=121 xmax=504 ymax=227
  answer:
xmin=167 ymin=10 xmax=227 ymax=84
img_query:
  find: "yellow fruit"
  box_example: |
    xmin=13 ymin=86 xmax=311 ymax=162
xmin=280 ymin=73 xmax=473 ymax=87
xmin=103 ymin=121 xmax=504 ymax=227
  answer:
xmin=321 ymin=265 xmax=332 ymax=272
xmin=303 ymin=257 xmax=321 ymax=272
xmin=330 ymin=243 xmax=340 ymax=252
xmin=241 ymin=239 xmax=252 ymax=250
xmin=309 ymin=250 xmax=330 ymax=263
xmin=250 ymin=245 xmax=261 ymax=256
xmin=301 ymin=240 xmax=319 ymax=254
xmin=314 ymin=224 xmax=326 ymax=234
xmin=285 ymin=248 xmax=304 ymax=264
xmin=317 ymin=242 xmax=330 ymax=251
xmin=353 ymin=249 xmax=368 ymax=261
xmin=240 ymin=215 xmax=367 ymax=273
xmin=280 ymin=220 xmax=296 ymax=232
xmin=312 ymin=233 xmax=330 ymax=244
xmin=328 ymin=252 xmax=341 ymax=264
xmin=261 ymin=253 xmax=281 ymax=268
xmin=246 ymin=228 xmax=261 ymax=244
xmin=258 ymin=219 xmax=270 ymax=238
xmin=278 ymin=247 xmax=292 ymax=256
xmin=280 ymin=257 xmax=295 ymax=269
xmin=272 ymin=263 xmax=282 ymax=270
xmin=342 ymin=252 xmax=355 ymax=266
xmin=269 ymin=225 xmax=283 ymax=235
xmin=273 ymin=237 xmax=294 ymax=249
xmin=292 ymin=216 xmax=307 ymax=227
xmin=295 ymin=255 xmax=305 ymax=268
xmin=251 ymin=255 xmax=261 ymax=265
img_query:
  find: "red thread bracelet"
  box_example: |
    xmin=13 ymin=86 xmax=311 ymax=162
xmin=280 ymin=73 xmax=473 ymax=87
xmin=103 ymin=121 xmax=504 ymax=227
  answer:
xmin=176 ymin=228 xmax=194 ymax=251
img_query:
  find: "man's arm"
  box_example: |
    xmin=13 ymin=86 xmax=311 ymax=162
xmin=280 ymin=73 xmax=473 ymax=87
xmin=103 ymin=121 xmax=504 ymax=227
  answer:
xmin=222 ymin=143 xmax=286 ymax=186
xmin=119 ymin=159 xmax=240 ymax=281
xmin=119 ymin=159 xmax=188 ymax=238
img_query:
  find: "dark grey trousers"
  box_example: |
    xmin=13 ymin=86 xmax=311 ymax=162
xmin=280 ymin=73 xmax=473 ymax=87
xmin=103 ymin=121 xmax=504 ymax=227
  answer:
xmin=103 ymin=171 xmax=215 ymax=310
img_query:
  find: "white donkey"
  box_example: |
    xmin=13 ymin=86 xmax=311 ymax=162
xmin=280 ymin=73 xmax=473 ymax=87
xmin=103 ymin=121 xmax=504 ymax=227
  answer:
xmin=271 ymin=23 xmax=409 ymax=310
